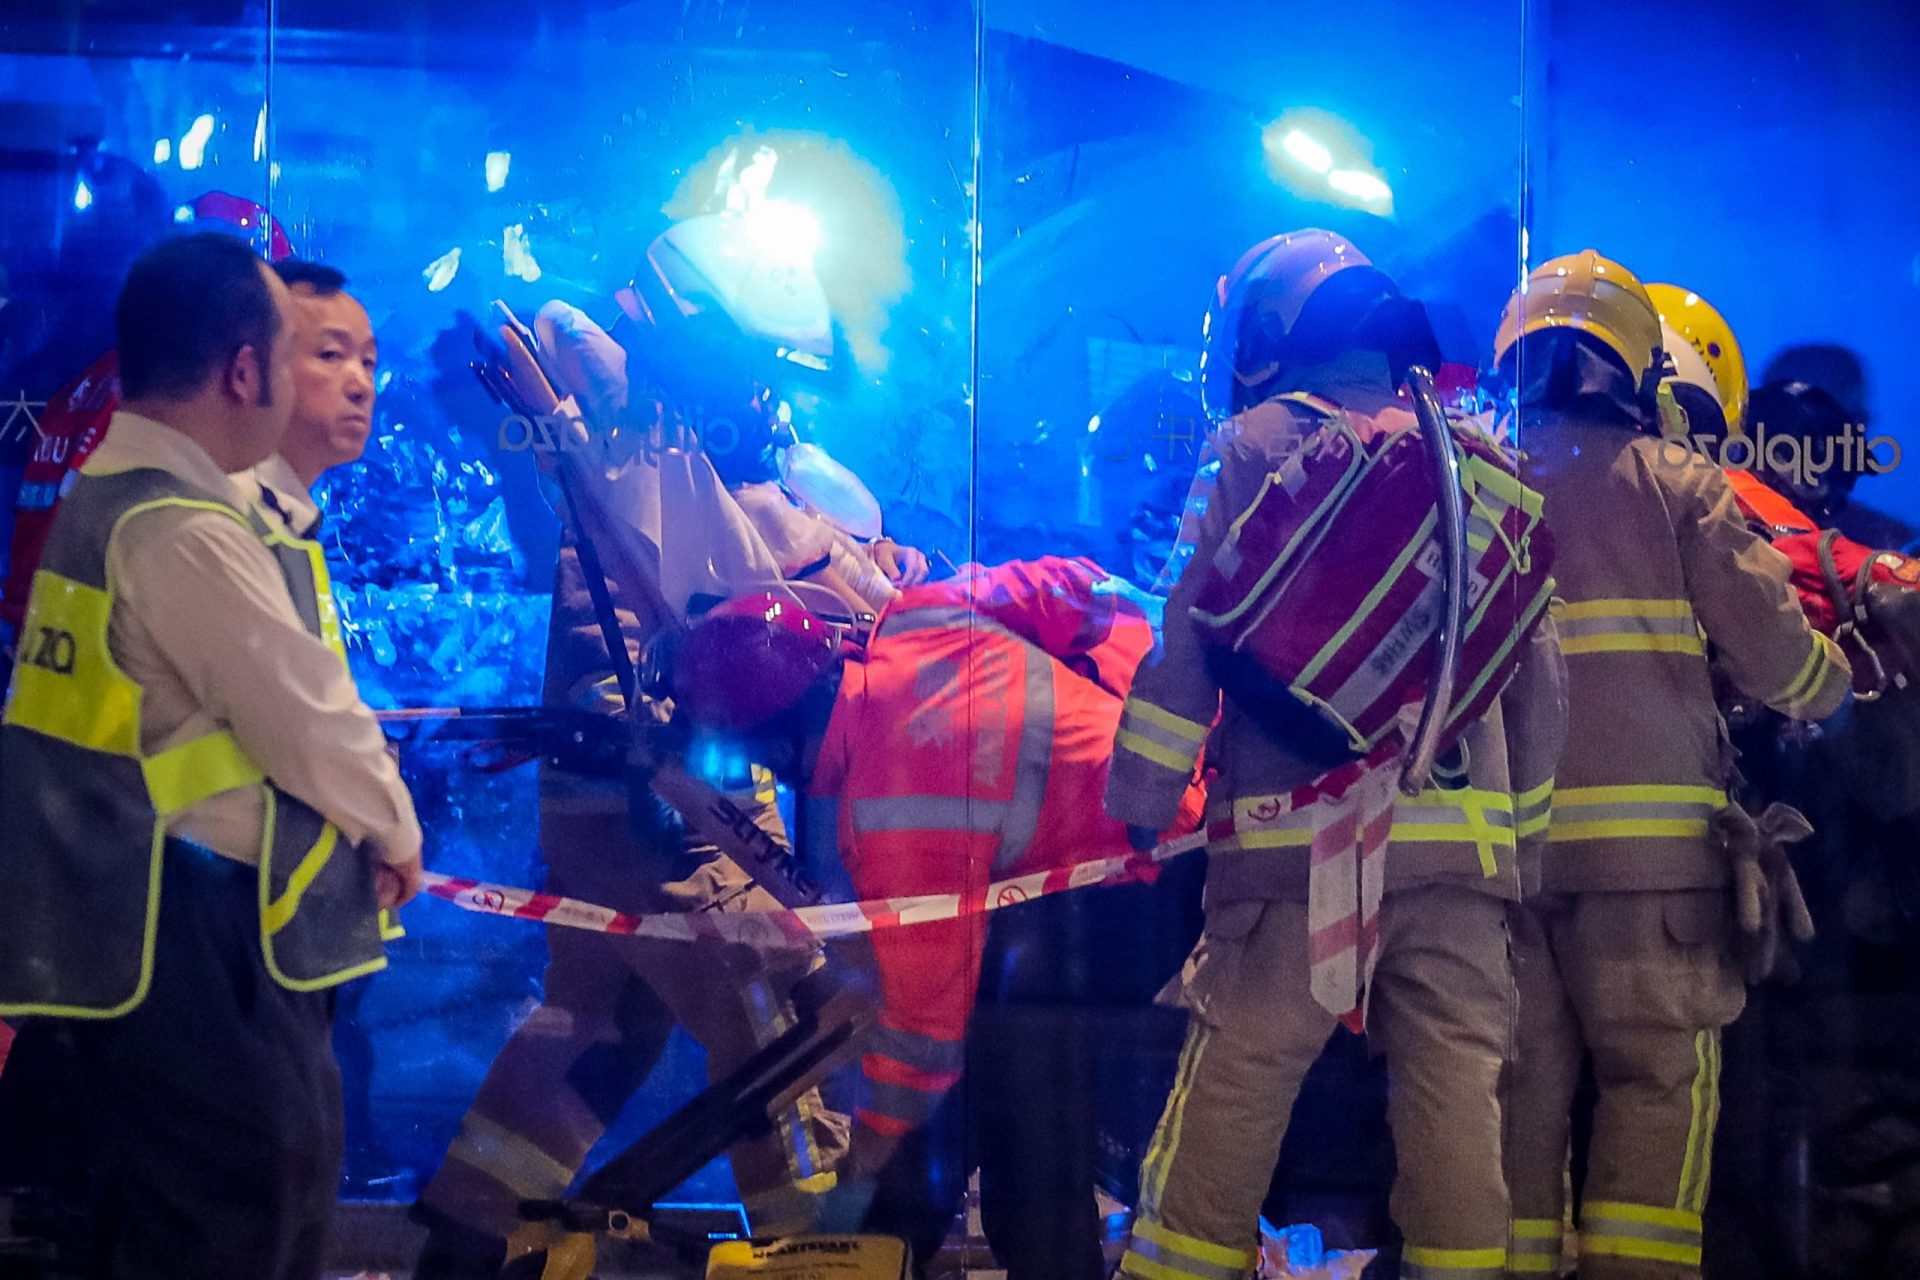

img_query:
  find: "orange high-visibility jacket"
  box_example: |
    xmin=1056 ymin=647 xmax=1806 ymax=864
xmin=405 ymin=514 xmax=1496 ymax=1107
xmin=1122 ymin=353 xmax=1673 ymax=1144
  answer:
xmin=810 ymin=557 xmax=1203 ymax=1162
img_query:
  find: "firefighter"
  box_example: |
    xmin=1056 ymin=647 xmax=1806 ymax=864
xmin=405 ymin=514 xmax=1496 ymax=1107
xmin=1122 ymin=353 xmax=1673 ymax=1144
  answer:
xmin=1495 ymin=251 xmax=1852 ymax=1280
xmin=1104 ymin=229 xmax=1567 ymax=1280
xmin=659 ymin=558 xmax=1206 ymax=1277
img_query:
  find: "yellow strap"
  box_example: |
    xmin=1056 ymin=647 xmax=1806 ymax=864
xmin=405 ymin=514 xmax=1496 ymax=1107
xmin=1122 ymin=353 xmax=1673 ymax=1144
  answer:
xmin=142 ymin=730 xmax=265 ymax=816
xmin=1461 ymin=453 xmax=1544 ymax=519
xmin=263 ymin=822 xmax=341 ymax=936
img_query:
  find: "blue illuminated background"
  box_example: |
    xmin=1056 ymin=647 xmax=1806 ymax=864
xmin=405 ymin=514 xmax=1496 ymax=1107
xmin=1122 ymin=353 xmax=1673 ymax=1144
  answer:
xmin=2 ymin=0 xmax=1916 ymax=1218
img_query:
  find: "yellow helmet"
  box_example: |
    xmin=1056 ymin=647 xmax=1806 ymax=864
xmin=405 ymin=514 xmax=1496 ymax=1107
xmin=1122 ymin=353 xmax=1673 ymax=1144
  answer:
xmin=1493 ymin=250 xmax=1662 ymax=392
xmin=1646 ymin=283 xmax=1747 ymax=434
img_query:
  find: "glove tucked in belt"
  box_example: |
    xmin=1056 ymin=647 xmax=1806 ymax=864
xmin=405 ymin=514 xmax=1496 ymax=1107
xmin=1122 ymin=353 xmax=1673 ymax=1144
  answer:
xmin=1712 ymin=802 xmax=1816 ymax=984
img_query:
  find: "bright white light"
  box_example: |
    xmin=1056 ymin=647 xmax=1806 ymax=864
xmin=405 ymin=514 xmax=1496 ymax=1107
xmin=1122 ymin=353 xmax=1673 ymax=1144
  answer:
xmin=1281 ymin=129 xmax=1334 ymax=174
xmin=72 ymin=180 xmax=93 ymax=212
xmin=252 ymin=105 xmax=267 ymax=162
xmin=269 ymin=161 xmax=282 ymax=183
xmin=502 ymin=224 xmax=542 ymax=282
xmin=422 ymin=246 xmax=462 ymax=292
xmin=179 ymin=114 xmax=215 ymax=171
xmin=1328 ymin=169 xmax=1393 ymax=204
xmin=485 ymin=151 xmax=511 ymax=193
xmin=153 ymin=138 xmax=172 ymax=164
xmin=173 ymin=204 xmax=195 ymax=224
xmin=1087 ymin=414 xmax=1102 ymax=434
xmin=741 ymin=199 xmax=823 ymax=262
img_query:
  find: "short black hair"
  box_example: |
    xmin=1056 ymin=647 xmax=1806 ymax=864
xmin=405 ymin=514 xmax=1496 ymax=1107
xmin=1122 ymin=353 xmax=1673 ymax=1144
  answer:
xmin=274 ymin=258 xmax=348 ymax=295
xmin=114 ymin=232 xmax=281 ymax=402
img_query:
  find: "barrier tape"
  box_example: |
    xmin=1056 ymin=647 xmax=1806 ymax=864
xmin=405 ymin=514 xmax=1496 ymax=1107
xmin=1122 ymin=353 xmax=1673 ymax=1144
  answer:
xmin=420 ymin=829 xmax=1211 ymax=948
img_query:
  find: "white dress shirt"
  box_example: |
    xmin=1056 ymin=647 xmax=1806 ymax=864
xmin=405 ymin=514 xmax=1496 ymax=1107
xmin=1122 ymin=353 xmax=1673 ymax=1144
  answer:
xmin=90 ymin=412 xmax=421 ymax=868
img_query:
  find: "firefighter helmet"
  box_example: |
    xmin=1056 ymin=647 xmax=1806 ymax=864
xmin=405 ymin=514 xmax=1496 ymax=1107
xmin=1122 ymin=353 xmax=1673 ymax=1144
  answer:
xmin=1647 ymin=283 xmax=1747 ymax=434
xmin=1659 ymin=319 xmax=1729 ymax=441
xmin=1493 ymin=250 xmax=1662 ymax=396
xmin=666 ymin=593 xmax=843 ymax=732
xmin=1200 ymin=229 xmax=1434 ymax=421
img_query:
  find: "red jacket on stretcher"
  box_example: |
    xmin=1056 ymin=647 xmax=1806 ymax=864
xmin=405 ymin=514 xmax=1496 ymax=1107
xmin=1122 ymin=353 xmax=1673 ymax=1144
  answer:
xmin=667 ymin=557 xmax=1205 ymax=1173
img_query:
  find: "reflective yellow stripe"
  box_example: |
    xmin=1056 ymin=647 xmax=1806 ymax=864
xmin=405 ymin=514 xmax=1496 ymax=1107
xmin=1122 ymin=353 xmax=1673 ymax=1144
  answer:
xmin=1403 ymin=1246 xmax=1507 ymax=1268
xmin=1139 ymin=1024 xmax=1210 ymax=1219
xmin=1463 ymin=454 xmax=1545 ymax=519
xmin=1118 ymin=728 xmax=1198 ymax=773
xmin=1559 ymin=633 xmax=1706 ymax=657
xmin=4 ymin=572 xmax=142 ymax=756
xmin=1769 ymin=635 xmax=1836 ymax=712
xmin=1125 ymin=699 xmax=1210 ymax=744
xmin=1584 ymin=1202 xmax=1700 ymax=1230
xmin=379 ymin=910 xmax=406 ymax=942
xmin=1556 ymin=598 xmax=1694 ymax=620
xmin=1548 ymin=819 xmax=1710 ymax=841
xmin=1509 ymin=1220 xmax=1560 ymax=1239
xmin=1557 ymin=785 xmax=1724 ymax=805
xmin=263 ymin=823 xmax=340 ymax=936
xmin=1297 ymin=509 xmax=1438 ymax=686
xmin=447 ymin=1111 xmax=576 ymax=1201
xmin=1580 ymin=1236 xmax=1701 ymax=1266
xmin=1119 ymin=1252 xmax=1222 ymax=1280
xmin=1503 ymin=1257 xmax=1557 ymax=1274
xmin=142 ymin=731 xmax=265 ymax=816
xmin=1133 ymin=1219 xmax=1254 ymax=1270
xmin=1518 ymin=781 xmax=1554 ymax=808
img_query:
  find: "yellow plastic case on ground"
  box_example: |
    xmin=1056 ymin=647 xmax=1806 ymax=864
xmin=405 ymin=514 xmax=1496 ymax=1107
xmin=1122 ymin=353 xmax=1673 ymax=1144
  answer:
xmin=706 ymin=1235 xmax=911 ymax=1279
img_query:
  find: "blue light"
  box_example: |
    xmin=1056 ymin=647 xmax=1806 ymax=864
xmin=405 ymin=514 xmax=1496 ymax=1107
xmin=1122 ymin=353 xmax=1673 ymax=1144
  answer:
xmin=179 ymin=114 xmax=215 ymax=171
xmin=72 ymin=179 xmax=93 ymax=212
xmin=485 ymin=151 xmax=511 ymax=193
xmin=1280 ymin=129 xmax=1333 ymax=175
xmin=742 ymin=199 xmax=823 ymax=263
xmin=173 ymin=204 xmax=195 ymax=224
xmin=1328 ymin=168 xmax=1393 ymax=206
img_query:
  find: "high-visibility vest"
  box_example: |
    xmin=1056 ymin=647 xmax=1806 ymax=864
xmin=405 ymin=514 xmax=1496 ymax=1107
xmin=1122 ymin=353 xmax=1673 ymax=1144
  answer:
xmin=0 ymin=466 xmax=389 ymax=1018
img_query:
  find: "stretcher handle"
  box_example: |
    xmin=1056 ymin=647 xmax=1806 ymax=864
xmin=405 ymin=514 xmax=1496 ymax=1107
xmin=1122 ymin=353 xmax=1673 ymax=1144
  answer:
xmin=1399 ymin=365 xmax=1469 ymax=795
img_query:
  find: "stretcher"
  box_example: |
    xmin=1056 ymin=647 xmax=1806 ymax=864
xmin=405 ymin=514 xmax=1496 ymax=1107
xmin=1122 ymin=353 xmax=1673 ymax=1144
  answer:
xmin=418 ymin=303 xmax=1481 ymax=1276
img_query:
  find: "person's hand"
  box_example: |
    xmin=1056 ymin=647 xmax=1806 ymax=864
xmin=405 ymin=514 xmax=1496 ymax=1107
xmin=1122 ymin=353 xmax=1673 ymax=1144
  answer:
xmin=375 ymin=854 xmax=424 ymax=910
xmin=871 ymin=538 xmax=930 ymax=587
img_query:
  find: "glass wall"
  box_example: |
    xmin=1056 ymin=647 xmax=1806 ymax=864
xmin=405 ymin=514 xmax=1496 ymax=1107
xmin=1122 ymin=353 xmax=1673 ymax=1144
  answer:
xmin=2 ymin=1 xmax=1916 ymax=1277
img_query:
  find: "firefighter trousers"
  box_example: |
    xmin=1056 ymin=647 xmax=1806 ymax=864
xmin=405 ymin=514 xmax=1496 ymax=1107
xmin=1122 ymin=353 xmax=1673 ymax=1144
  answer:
xmin=418 ymin=782 xmax=848 ymax=1248
xmin=1120 ymin=883 xmax=1515 ymax=1280
xmin=1502 ymin=890 xmax=1747 ymax=1280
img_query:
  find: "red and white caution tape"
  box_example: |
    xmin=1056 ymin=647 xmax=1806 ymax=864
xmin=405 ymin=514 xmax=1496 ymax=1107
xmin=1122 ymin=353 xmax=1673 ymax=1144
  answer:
xmin=420 ymin=829 xmax=1211 ymax=947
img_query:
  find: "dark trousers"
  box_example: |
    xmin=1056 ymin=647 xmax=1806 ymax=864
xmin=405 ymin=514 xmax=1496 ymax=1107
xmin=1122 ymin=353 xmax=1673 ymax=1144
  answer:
xmin=865 ymin=863 xmax=1205 ymax=1280
xmin=46 ymin=839 xmax=344 ymax=1280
